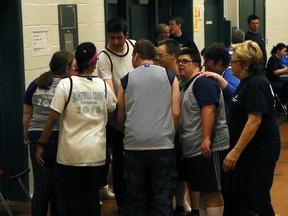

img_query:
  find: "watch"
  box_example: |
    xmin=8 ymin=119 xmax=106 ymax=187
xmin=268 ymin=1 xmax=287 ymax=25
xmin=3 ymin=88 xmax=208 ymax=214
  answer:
xmin=37 ymin=140 xmax=45 ymax=147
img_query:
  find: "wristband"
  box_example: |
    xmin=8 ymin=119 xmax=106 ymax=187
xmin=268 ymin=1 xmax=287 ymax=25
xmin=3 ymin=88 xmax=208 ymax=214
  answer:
xmin=37 ymin=140 xmax=45 ymax=147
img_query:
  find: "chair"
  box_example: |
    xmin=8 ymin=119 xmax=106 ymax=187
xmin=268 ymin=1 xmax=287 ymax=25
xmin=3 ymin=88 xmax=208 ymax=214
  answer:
xmin=0 ymin=168 xmax=31 ymax=216
xmin=270 ymin=84 xmax=288 ymax=119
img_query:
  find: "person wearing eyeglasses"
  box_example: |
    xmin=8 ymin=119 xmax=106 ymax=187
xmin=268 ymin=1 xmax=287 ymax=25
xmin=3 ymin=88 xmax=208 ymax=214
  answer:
xmin=156 ymin=39 xmax=201 ymax=216
xmin=223 ymin=40 xmax=280 ymax=215
xmin=177 ymin=48 xmax=229 ymax=216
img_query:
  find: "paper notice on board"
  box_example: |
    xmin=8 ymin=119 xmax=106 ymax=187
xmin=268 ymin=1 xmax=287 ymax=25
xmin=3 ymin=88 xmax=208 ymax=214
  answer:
xmin=32 ymin=28 xmax=51 ymax=56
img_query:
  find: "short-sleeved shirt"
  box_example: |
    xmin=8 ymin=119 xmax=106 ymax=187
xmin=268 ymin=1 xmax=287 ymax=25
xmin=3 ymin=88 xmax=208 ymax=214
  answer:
xmin=228 ymin=73 xmax=280 ymax=149
xmin=266 ymin=55 xmax=285 ymax=81
xmin=245 ymin=31 xmax=267 ymax=65
xmin=170 ymin=33 xmax=199 ymax=52
xmin=179 ymin=75 xmax=229 ymax=158
xmin=51 ymin=76 xmax=117 ymax=166
xmin=23 ymin=78 xmax=61 ymax=139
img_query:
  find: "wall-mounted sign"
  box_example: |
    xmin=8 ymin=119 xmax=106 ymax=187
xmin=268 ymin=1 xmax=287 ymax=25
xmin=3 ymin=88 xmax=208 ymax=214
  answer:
xmin=194 ymin=6 xmax=200 ymax=32
xmin=32 ymin=28 xmax=51 ymax=56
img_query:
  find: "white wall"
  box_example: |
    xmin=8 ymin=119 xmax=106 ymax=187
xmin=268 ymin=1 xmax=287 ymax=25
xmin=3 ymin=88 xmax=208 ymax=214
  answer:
xmin=21 ymin=0 xmax=288 ymax=193
xmin=266 ymin=0 xmax=288 ymax=58
xmin=22 ymin=0 xmax=105 ymax=88
xmin=21 ymin=0 xmax=105 ymax=193
xmin=223 ymin=0 xmax=288 ymax=61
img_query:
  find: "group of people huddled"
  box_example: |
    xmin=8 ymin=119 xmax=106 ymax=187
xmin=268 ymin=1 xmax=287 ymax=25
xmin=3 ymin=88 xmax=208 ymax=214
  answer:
xmin=23 ymin=14 xmax=281 ymax=216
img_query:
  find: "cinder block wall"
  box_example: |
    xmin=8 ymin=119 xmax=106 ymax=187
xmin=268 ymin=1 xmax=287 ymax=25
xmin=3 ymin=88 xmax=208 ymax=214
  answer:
xmin=266 ymin=0 xmax=288 ymax=59
xmin=22 ymin=0 xmax=105 ymax=87
xmin=21 ymin=0 xmax=105 ymax=193
xmin=21 ymin=0 xmax=288 ymax=194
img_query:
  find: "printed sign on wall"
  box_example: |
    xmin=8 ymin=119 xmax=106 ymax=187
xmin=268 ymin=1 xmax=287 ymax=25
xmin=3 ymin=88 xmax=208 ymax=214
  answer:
xmin=32 ymin=28 xmax=51 ymax=56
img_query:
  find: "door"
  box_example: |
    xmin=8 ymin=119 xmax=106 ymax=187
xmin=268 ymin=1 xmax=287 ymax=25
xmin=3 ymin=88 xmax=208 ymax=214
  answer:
xmin=204 ymin=0 xmax=225 ymax=46
xmin=239 ymin=0 xmax=265 ymax=39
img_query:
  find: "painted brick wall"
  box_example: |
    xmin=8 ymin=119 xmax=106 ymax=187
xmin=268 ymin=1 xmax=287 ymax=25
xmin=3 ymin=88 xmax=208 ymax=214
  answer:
xmin=22 ymin=0 xmax=105 ymax=88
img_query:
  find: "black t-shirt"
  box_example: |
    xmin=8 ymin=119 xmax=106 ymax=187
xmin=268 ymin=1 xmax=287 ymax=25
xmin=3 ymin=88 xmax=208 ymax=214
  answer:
xmin=170 ymin=33 xmax=199 ymax=53
xmin=245 ymin=31 xmax=267 ymax=65
xmin=266 ymin=55 xmax=285 ymax=81
xmin=228 ymin=74 xmax=279 ymax=149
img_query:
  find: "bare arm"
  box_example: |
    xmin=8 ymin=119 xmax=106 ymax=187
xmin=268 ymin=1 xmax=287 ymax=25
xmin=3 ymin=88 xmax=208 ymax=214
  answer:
xmin=171 ymin=77 xmax=180 ymax=129
xmin=200 ymin=71 xmax=228 ymax=89
xmin=274 ymin=66 xmax=288 ymax=76
xmin=104 ymin=79 xmax=115 ymax=95
xmin=36 ymin=110 xmax=60 ymax=166
xmin=201 ymin=104 xmax=216 ymax=157
xmin=223 ymin=113 xmax=262 ymax=171
xmin=116 ymin=84 xmax=126 ymax=130
xmin=23 ymin=104 xmax=33 ymax=144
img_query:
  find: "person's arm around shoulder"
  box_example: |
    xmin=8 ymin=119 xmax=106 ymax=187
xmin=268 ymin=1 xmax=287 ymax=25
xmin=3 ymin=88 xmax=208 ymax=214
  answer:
xmin=223 ymin=113 xmax=262 ymax=172
xmin=116 ymin=84 xmax=126 ymax=130
xmin=199 ymin=71 xmax=228 ymax=89
xmin=171 ymin=77 xmax=180 ymax=129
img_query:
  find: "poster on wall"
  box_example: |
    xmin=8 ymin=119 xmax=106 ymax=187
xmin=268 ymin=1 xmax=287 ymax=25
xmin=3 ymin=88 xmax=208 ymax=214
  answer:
xmin=194 ymin=6 xmax=200 ymax=32
xmin=32 ymin=28 xmax=51 ymax=56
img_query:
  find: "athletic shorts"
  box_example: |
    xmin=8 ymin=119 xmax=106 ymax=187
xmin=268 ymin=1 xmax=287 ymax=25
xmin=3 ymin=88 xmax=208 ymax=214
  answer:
xmin=183 ymin=151 xmax=223 ymax=193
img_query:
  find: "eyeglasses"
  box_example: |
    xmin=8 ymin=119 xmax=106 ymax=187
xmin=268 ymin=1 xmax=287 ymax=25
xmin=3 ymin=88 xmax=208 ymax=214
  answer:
xmin=230 ymin=60 xmax=241 ymax=64
xmin=176 ymin=59 xmax=194 ymax=65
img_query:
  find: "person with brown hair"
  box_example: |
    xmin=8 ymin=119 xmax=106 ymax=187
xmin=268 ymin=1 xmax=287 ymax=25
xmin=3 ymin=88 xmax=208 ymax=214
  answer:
xmin=117 ymin=39 xmax=180 ymax=216
xmin=23 ymin=50 xmax=75 ymax=215
xmin=36 ymin=42 xmax=117 ymax=215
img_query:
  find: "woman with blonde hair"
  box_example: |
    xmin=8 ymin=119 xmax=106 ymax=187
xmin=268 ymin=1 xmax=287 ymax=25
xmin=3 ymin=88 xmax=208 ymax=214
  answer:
xmin=223 ymin=40 xmax=280 ymax=215
xmin=155 ymin=23 xmax=170 ymax=46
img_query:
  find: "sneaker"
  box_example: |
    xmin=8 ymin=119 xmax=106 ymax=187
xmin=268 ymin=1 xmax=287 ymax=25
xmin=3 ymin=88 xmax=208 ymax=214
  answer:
xmin=99 ymin=185 xmax=115 ymax=200
xmin=184 ymin=200 xmax=191 ymax=213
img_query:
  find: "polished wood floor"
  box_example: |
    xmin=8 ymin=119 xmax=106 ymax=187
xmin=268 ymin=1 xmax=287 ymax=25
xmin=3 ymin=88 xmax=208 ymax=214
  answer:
xmin=1 ymin=119 xmax=288 ymax=216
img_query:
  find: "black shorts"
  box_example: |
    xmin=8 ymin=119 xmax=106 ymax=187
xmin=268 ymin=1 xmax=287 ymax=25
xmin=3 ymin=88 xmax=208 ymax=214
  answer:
xmin=183 ymin=152 xmax=223 ymax=193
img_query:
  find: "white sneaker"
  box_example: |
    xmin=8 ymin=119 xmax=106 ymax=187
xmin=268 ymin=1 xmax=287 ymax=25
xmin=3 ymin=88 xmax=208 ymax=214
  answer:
xmin=99 ymin=185 xmax=115 ymax=200
xmin=184 ymin=200 xmax=191 ymax=213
